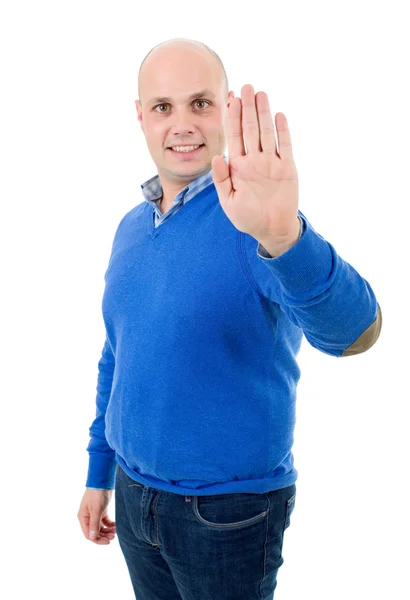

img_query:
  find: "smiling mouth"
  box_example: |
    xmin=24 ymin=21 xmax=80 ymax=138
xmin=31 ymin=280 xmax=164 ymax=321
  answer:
xmin=168 ymin=144 xmax=205 ymax=150
xmin=167 ymin=144 xmax=205 ymax=157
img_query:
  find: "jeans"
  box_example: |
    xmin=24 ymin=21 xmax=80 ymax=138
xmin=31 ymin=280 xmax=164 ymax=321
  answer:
xmin=114 ymin=461 xmax=296 ymax=600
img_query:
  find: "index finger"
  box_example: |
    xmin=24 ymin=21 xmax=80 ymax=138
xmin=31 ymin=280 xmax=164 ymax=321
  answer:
xmin=226 ymin=95 xmax=245 ymax=159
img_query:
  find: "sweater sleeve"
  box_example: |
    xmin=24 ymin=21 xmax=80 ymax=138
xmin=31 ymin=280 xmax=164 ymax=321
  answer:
xmin=243 ymin=210 xmax=382 ymax=357
xmin=85 ymin=335 xmax=117 ymax=489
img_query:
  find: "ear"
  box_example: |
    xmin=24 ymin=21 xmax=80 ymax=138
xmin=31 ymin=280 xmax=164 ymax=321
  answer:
xmin=135 ymin=100 xmax=144 ymax=131
xmin=135 ymin=99 xmax=142 ymax=118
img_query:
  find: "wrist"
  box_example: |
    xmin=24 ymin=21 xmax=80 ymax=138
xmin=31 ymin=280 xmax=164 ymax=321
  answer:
xmin=258 ymin=216 xmax=302 ymax=258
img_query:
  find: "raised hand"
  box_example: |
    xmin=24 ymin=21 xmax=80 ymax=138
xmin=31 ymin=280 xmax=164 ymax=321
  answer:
xmin=211 ymin=84 xmax=300 ymax=256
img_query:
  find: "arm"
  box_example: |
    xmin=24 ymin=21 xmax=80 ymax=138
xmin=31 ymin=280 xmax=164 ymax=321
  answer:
xmin=247 ymin=210 xmax=382 ymax=357
xmin=85 ymin=335 xmax=116 ymax=489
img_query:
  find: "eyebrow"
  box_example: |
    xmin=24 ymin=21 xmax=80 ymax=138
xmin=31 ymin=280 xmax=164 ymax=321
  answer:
xmin=148 ymin=89 xmax=216 ymax=105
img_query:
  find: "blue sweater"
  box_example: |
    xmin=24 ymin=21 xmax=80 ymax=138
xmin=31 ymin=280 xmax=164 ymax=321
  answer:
xmin=85 ymin=157 xmax=381 ymax=495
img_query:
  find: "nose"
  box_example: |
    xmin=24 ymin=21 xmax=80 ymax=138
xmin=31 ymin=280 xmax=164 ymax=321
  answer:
xmin=170 ymin=109 xmax=198 ymax=135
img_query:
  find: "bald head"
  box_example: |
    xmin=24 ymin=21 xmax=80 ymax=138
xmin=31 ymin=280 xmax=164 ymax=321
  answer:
xmin=134 ymin=38 xmax=234 ymax=203
xmin=137 ymin=38 xmax=229 ymax=106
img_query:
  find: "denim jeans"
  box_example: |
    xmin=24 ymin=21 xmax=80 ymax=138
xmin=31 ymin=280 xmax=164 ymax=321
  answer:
xmin=114 ymin=462 xmax=296 ymax=600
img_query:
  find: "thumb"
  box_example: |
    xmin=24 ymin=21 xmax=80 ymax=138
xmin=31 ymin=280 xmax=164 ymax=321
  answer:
xmin=89 ymin=512 xmax=102 ymax=539
xmin=211 ymin=155 xmax=232 ymax=203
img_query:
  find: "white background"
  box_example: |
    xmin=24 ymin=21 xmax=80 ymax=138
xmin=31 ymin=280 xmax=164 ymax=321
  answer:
xmin=1 ymin=1 xmax=409 ymax=598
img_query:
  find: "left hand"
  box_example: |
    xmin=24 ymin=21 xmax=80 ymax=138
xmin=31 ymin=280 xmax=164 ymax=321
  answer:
xmin=211 ymin=84 xmax=300 ymax=247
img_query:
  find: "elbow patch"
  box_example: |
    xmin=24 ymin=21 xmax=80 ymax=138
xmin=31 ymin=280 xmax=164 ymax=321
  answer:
xmin=341 ymin=304 xmax=382 ymax=357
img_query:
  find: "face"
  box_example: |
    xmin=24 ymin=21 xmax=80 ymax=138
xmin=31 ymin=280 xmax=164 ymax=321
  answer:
xmin=136 ymin=44 xmax=234 ymax=200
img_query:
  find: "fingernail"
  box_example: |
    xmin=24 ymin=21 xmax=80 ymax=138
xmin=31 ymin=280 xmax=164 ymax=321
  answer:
xmin=90 ymin=530 xmax=97 ymax=538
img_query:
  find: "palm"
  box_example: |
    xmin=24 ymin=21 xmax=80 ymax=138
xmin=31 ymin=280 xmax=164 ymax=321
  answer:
xmin=211 ymin=84 xmax=299 ymax=243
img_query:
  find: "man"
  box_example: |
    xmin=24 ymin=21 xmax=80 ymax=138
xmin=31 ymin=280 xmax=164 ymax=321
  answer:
xmin=77 ymin=38 xmax=382 ymax=599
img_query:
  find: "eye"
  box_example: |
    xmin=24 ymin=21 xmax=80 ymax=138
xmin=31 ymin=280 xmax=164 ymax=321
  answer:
xmin=194 ymin=100 xmax=209 ymax=109
xmin=154 ymin=99 xmax=210 ymax=113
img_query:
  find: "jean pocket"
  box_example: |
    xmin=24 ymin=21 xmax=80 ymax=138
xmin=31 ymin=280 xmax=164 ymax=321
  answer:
xmin=284 ymin=492 xmax=296 ymax=531
xmin=191 ymin=494 xmax=268 ymax=530
xmin=116 ymin=462 xmax=144 ymax=488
